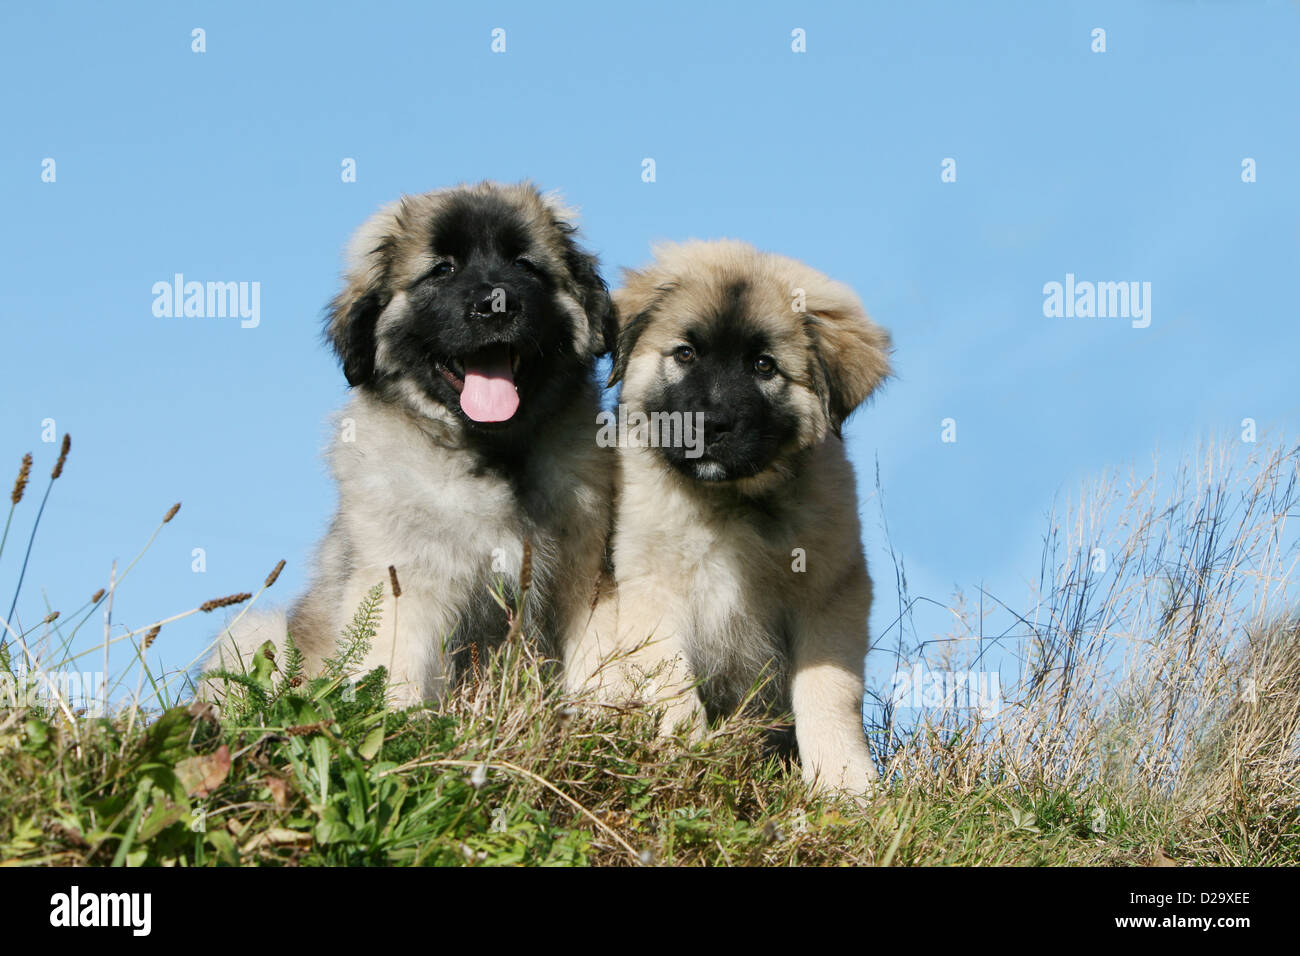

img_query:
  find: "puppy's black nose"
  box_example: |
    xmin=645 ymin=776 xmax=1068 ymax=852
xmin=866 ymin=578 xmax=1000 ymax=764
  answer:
xmin=704 ymin=410 xmax=737 ymax=437
xmin=471 ymin=293 xmax=499 ymax=316
xmin=470 ymin=286 xmax=518 ymax=318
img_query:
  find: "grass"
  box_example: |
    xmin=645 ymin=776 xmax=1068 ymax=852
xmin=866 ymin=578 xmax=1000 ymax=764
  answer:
xmin=1 ymin=643 xmax=1291 ymax=866
xmin=0 ymin=436 xmax=1297 ymax=866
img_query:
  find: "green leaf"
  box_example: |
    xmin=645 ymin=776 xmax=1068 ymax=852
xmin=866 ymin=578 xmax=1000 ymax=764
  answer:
xmin=205 ymin=829 xmax=240 ymax=866
xmin=313 ymin=804 xmax=353 ymax=845
xmin=142 ymin=765 xmax=190 ymax=805
xmin=343 ymin=764 xmax=368 ymax=830
xmin=312 ymin=735 xmax=331 ymax=806
xmin=358 ymin=726 xmax=385 ymax=761
xmin=322 ymin=583 xmax=383 ymax=681
xmin=22 ymin=717 xmax=50 ymax=752
xmin=281 ymin=694 xmax=325 ymax=727
xmin=140 ymin=705 xmax=193 ymax=762
xmin=250 ymin=640 xmax=277 ymax=690
xmin=137 ymin=799 xmax=188 ymax=843
xmin=110 ymin=779 xmax=154 ymax=867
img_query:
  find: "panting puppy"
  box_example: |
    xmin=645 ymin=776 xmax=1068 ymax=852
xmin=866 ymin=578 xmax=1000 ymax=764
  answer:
xmin=207 ymin=182 xmax=615 ymax=706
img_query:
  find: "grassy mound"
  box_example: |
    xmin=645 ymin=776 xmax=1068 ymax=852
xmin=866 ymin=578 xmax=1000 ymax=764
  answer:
xmin=2 ymin=436 xmax=1298 ymax=866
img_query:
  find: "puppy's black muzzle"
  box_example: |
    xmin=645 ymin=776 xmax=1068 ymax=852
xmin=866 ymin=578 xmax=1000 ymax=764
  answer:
xmin=468 ymin=282 xmax=522 ymax=322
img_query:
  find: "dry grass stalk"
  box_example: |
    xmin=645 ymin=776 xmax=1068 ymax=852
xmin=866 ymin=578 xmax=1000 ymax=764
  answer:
xmin=877 ymin=439 xmax=1300 ymax=819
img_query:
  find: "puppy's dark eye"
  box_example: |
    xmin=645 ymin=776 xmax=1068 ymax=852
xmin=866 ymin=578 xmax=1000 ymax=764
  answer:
xmin=427 ymin=261 xmax=455 ymax=280
xmin=754 ymin=355 xmax=777 ymax=378
xmin=514 ymin=256 xmax=541 ymax=275
xmin=674 ymin=345 xmax=696 ymax=364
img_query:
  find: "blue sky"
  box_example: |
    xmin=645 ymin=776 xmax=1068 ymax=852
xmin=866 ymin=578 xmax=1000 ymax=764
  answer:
xmin=2 ymin=2 xmax=1297 ymax=706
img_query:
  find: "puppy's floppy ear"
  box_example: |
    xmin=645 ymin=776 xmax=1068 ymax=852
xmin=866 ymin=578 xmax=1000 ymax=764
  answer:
xmin=324 ymin=206 xmax=399 ymax=387
xmin=607 ymin=265 xmax=674 ymax=387
xmin=327 ymin=284 xmax=389 ymax=387
xmin=537 ymin=189 xmax=615 ymax=357
xmin=558 ymin=231 xmax=616 ymax=357
xmin=803 ymin=286 xmax=892 ymax=434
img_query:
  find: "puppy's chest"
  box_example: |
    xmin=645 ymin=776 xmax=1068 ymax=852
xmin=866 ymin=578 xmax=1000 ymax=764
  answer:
xmin=354 ymin=456 xmax=561 ymax=600
xmin=639 ymin=522 xmax=791 ymax=676
xmin=396 ymin=468 xmax=566 ymax=644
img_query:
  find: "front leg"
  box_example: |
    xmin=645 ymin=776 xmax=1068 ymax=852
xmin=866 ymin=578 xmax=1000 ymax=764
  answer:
xmin=333 ymin=569 xmax=450 ymax=708
xmin=790 ymin=600 xmax=878 ymax=796
xmin=564 ymin=582 xmax=705 ymax=738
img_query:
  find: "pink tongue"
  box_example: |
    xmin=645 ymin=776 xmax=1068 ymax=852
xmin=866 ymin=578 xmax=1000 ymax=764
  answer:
xmin=459 ymin=348 xmax=519 ymax=422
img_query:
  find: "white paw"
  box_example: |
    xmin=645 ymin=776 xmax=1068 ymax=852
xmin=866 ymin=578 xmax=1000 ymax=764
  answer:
xmin=804 ymin=754 xmax=879 ymax=800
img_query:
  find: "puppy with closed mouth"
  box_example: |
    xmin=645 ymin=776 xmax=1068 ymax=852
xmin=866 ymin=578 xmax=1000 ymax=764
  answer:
xmin=565 ymin=239 xmax=891 ymax=795
xmin=207 ymin=182 xmax=615 ymax=706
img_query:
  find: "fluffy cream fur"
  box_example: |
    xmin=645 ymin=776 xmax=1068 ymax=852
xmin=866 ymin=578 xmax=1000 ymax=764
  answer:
xmin=204 ymin=184 xmax=613 ymax=706
xmin=565 ymin=240 xmax=891 ymax=795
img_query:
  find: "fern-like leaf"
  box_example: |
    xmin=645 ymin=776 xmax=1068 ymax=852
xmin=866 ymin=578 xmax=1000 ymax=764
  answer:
xmin=200 ymin=667 xmax=269 ymax=722
xmin=323 ymin=582 xmax=383 ymax=680
xmin=267 ymin=630 xmax=306 ymax=707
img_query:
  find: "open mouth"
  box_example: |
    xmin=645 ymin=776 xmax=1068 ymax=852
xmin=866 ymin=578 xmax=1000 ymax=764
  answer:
xmin=438 ymin=344 xmax=522 ymax=423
